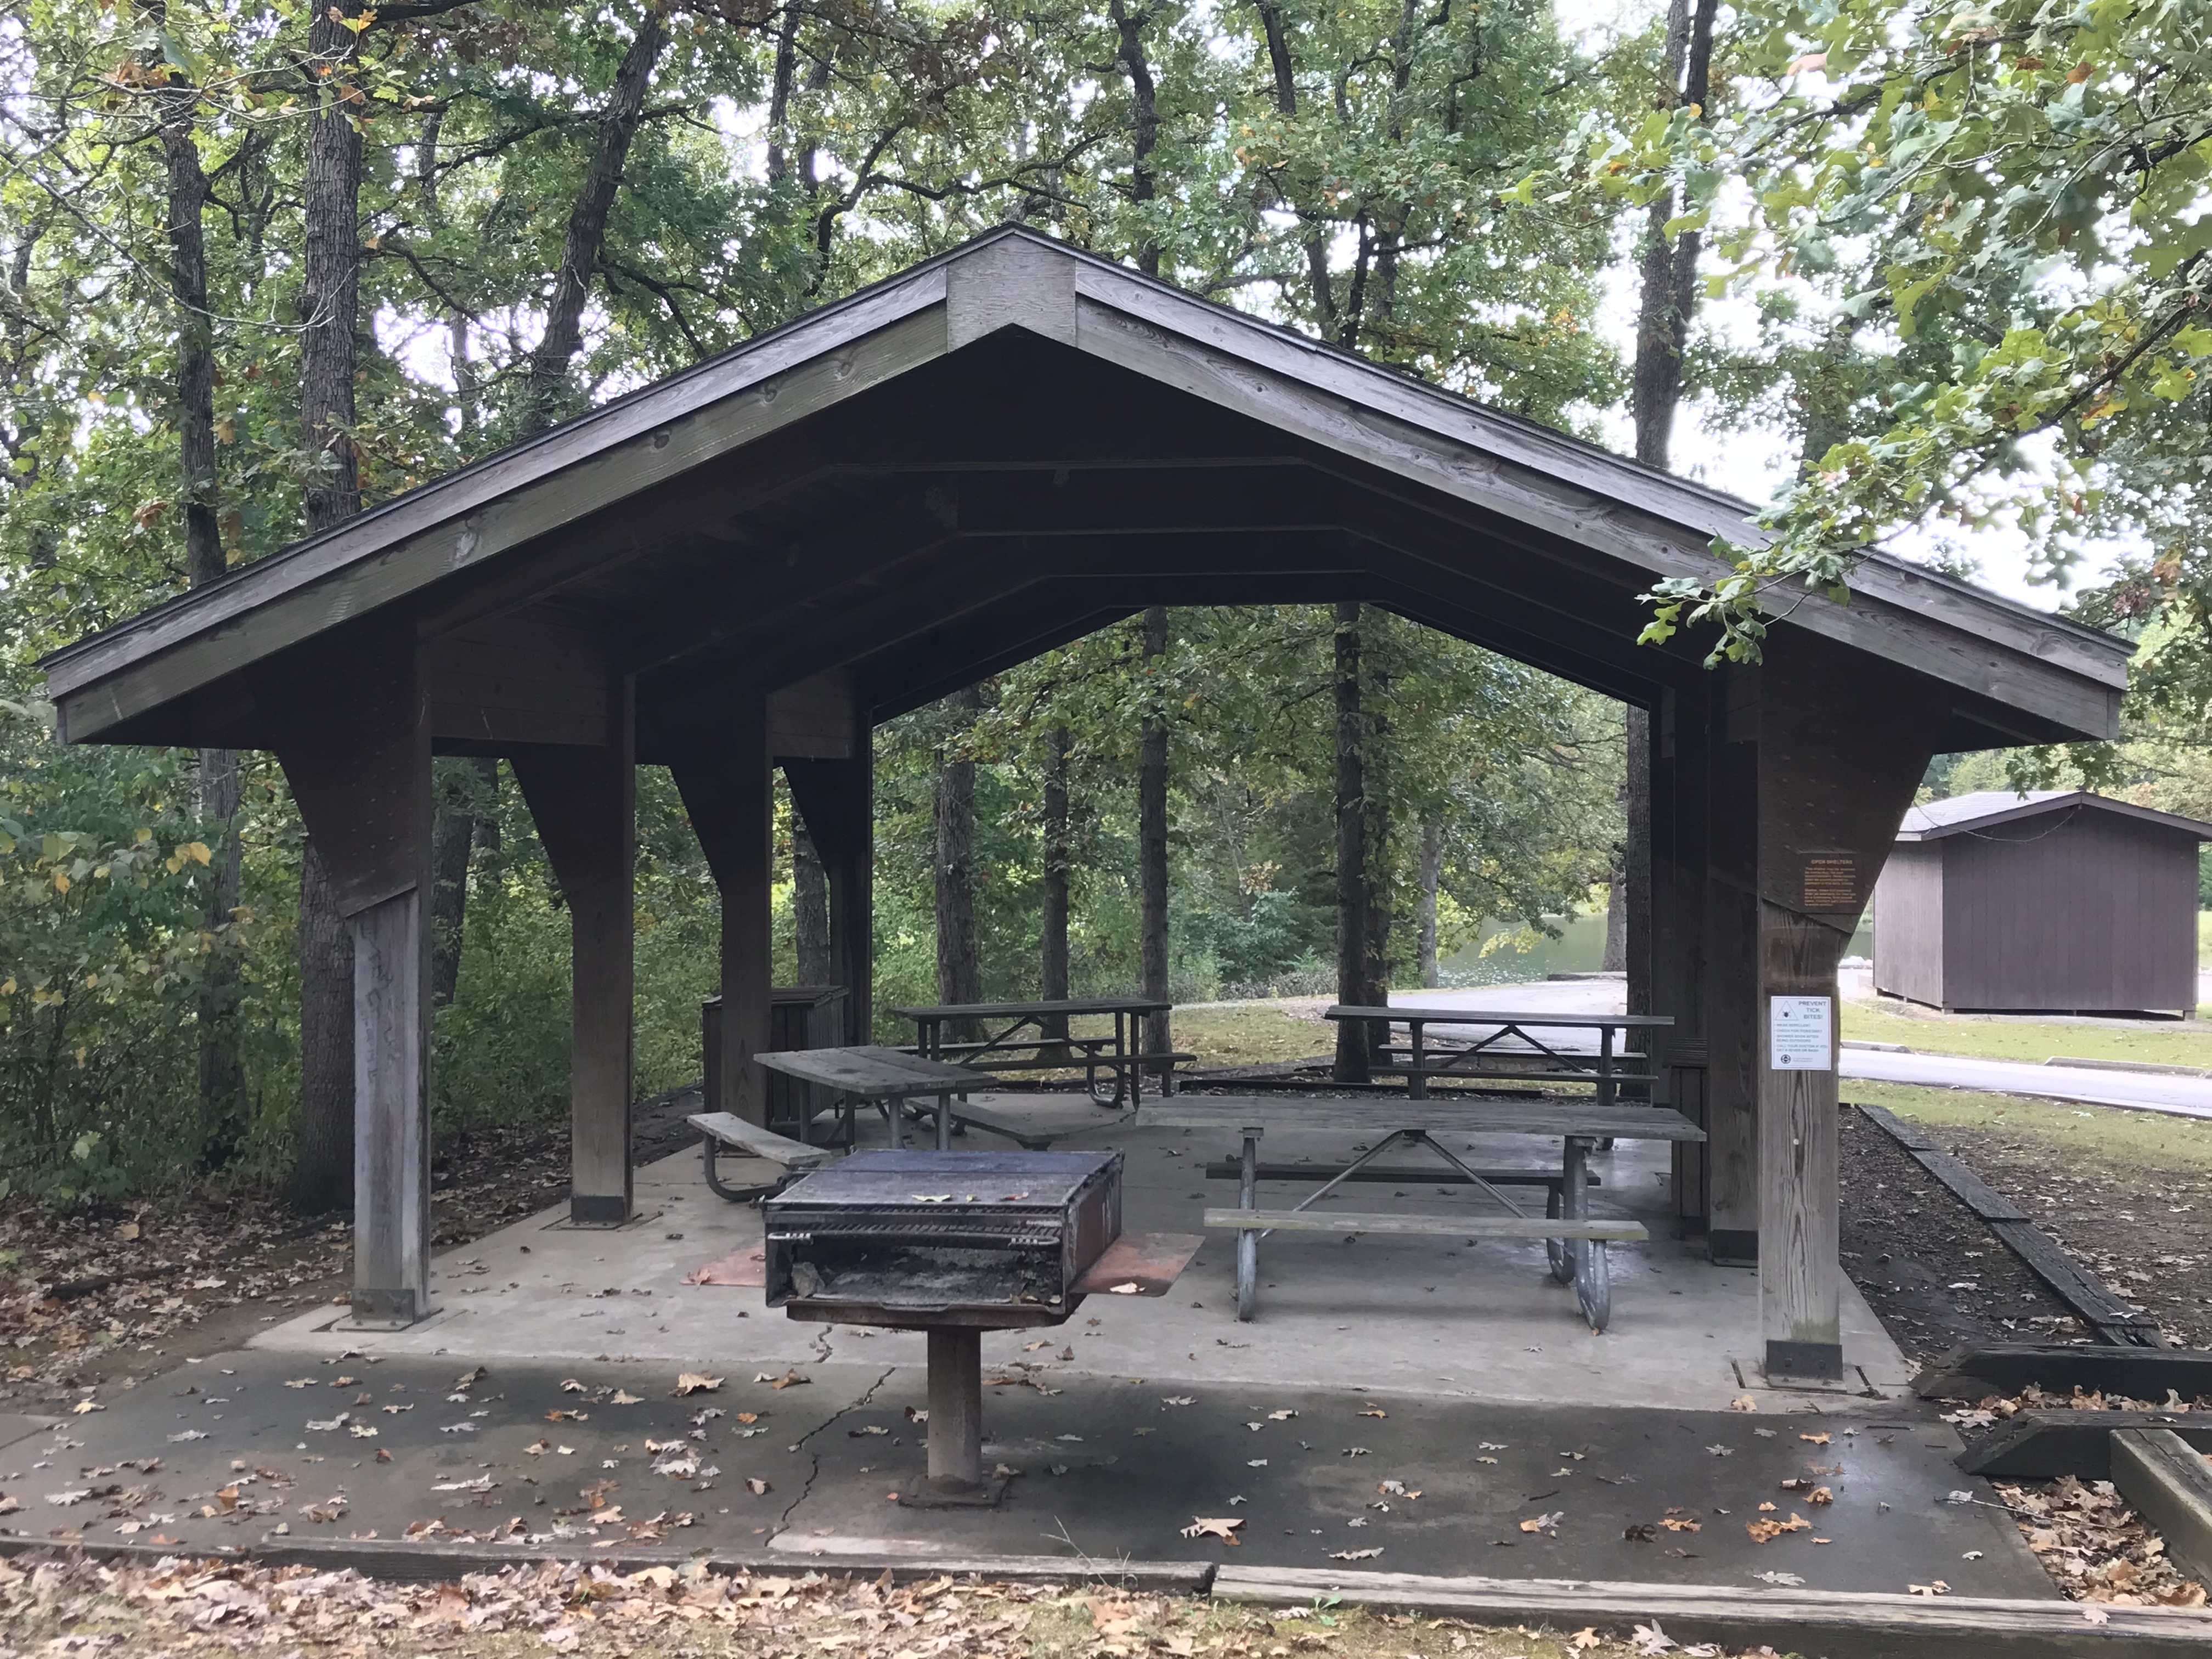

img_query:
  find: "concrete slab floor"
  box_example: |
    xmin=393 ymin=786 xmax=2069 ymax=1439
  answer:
xmin=251 ymin=1096 xmax=1913 ymax=1415
xmin=0 ymin=1349 xmax=2047 ymax=1600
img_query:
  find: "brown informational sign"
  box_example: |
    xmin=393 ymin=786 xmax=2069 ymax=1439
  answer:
xmin=1799 ymin=852 xmax=1862 ymax=913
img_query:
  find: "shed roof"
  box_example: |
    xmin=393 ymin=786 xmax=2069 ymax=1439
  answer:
xmin=41 ymin=227 xmax=2132 ymax=752
xmin=1897 ymin=789 xmax=2212 ymax=842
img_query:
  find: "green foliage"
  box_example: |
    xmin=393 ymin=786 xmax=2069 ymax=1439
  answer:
xmin=1558 ymin=0 xmax=2212 ymax=662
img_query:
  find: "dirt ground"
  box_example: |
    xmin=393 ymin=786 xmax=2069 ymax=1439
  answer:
xmin=1932 ymin=1121 xmax=2212 ymax=1352
xmin=0 ymin=1087 xmax=707 ymax=1415
xmin=1834 ymin=1108 xmax=2090 ymax=1364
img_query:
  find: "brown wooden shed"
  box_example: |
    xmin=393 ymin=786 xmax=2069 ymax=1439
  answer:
xmin=38 ymin=228 xmax=2134 ymax=1382
xmin=1872 ymin=791 xmax=2211 ymax=1015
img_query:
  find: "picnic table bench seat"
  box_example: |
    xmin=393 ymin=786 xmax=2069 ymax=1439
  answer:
xmin=1154 ymin=1095 xmax=1703 ymax=1333
xmin=689 ymin=1111 xmax=836 ymax=1200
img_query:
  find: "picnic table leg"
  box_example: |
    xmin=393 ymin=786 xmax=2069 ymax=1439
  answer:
xmin=887 ymin=1093 xmax=905 ymax=1150
xmin=935 ymin=1093 xmax=953 ymax=1152
xmin=1562 ymin=1135 xmax=1613 ymax=1331
xmin=1235 ymin=1126 xmax=1262 ymax=1323
xmin=1408 ymin=1020 xmax=1427 ymax=1101
xmin=1116 ymin=1011 xmax=1131 ymax=1108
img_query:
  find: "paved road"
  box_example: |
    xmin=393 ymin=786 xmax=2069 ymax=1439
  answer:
xmin=1387 ymin=981 xmax=2212 ymax=1122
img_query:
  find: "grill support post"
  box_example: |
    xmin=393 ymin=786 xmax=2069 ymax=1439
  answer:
xmin=926 ymin=1327 xmax=984 ymax=1491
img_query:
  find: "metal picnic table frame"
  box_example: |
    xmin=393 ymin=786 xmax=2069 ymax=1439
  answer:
xmin=1323 ymin=1005 xmax=1673 ymax=1103
xmin=1146 ymin=1097 xmax=1706 ymax=1331
xmin=895 ymin=996 xmax=1178 ymax=1106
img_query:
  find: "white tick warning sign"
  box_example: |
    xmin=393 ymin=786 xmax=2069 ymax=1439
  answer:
xmin=1769 ymin=996 xmax=1833 ymax=1071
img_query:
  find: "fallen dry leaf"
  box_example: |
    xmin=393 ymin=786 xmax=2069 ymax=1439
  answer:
xmin=1328 ymin=1547 xmax=1383 ymax=1561
xmin=1180 ymin=1516 xmax=1243 ymax=1544
xmin=744 ymin=1477 xmax=770 ymax=1495
xmin=1799 ymin=1432 xmax=1831 ymax=1445
xmin=676 ymin=1373 xmax=725 ymax=1396
xmin=1107 ymin=1282 xmax=1141 ymax=1294
xmin=1729 ymin=1396 xmax=1758 ymax=1413
xmin=1908 ymin=1581 xmax=1951 ymax=1598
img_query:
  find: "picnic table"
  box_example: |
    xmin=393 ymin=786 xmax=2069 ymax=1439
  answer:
xmin=895 ymin=996 xmax=1190 ymax=1106
xmin=1146 ymin=1096 xmax=1705 ymax=1331
xmin=753 ymin=1046 xmax=996 ymax=1153
xmin=1324 ymin=1005 xmax=1673 ymax=1103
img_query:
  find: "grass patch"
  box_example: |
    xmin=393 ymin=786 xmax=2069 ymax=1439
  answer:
xmin=1848 ymin=1079 xmax=2212 ymax=1178
xmin=1171 ymin=1002 xmax=1331 ymax=1069
xmin=1842 ymin=1000 xmax=2212 ymax=1070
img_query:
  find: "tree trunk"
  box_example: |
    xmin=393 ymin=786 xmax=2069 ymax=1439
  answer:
xmin=294 ymin=838 xmax=356 ymax=1214
xmin=1363 ymin=626 xmax=1392 ymax=1060
xmin=1418 ymin=822 xmax=1442 ymax=989
xmin=793 ymin=815 xmax=833 ymax=985
xmin=521 ymin=14 xmax=668 ymax=431
xmin=1629 ymin=0 xmax=1718 ymax=470
xmin=1108 ymin=0 xmax=1160 ymax=278
xmin=1040 ymin=723 xmax=1071 ymax=1046
xmin=934 ymin=686 xmax=984 ymax=1036
xmin=150 ymin=26 xmax=247 ymax=1161
xmin=430 ymin=757 xmax=496 ymax=1007
xmin=290 ymin=0 xmax=366 ymax=1210
xmin=1138 ymin=608 xmax=1171 ymax=1068
xmin=1332 ymin=602 xmax=1370 ymax=1084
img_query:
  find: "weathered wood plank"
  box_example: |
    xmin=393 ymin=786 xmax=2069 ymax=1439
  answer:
xmin=687 ymin=1111 xmax=833 ymax=1169
xmin=768 ymin=669 xmax=859 ymax=760
xmin=2111 ymin=1427 xmax=2212 ymax=1584
xmin=1913 ymin=1346 xmax=2212 ymax=1402
xmin=1144 ymin=1099 xmax=1706 ymax=1141
xmin=1202 ymin=1209 xmax=1647 ymax=1241
xmin=1957 ymin=1411 xmax=2212 ymax=1480
xmin=1213 ymin=1564 xmax=2212 ymax=1658
xmin=1201 ymin=1161 xmax=1594 ymax=1189
xmin=755 ymin=1044 xmax=988 ymax=1096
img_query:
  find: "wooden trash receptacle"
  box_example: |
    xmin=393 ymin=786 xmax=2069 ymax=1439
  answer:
xmin=702 ymin=986 xmax=850 ymax=1137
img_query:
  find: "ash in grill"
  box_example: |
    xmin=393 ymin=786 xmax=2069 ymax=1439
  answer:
xmin=764 ymin=1149 xmax=1120 ymax=1324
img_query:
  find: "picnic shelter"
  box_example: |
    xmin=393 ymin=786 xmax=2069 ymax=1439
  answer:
xmin=38 ymin=228 xmax=2131 ymax=1384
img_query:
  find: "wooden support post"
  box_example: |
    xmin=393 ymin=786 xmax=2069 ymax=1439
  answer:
xmin=674 ymin=689 xmax=775 ymax=1126
xmin=267 ymin=620 xmax=435 ymax=1327
xmin=1649 ymin=684 xmax=1711 ymax=1230
xmin=1756 ymin=644 xmax=1931 ymax=1381
xmin=513 ymin=672 xmax=637 ymax=1227
xmin=1705 ymin=667 xmax=1761 ymax=1266
xmin=785 ymin=736 xmax=874 ymax=1046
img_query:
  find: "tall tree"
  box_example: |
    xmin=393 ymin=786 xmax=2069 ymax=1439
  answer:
xmin=1040 ymin=722 xmax=1073 ymax=1050
xmin=934 ymin=685 xmax=984 ymax=1029
xmin=1138 ymin=607 xmax=1171 ymax=1068
xmin=1417 ymin=821 xmax=1442 ymax=988
xmin=519 ymin=11 xmax=671 ymax=431
xmin=1628 ymin=0 xmax=1718 ymax=470
xmin=1331 ymin=602 xmax=1370 ymax=1084
xmin=1108 ymin=0 xmax=1162 ymax=278
xmin=793 ymin=816 xmax=833 ymax=985
xmin=145 ymin=5 xmax=246 ymax=1158
xmin=290 ymin=0 xmax=370 ymax=1212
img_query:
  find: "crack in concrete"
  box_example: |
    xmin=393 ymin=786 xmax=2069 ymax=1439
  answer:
xmin=765 ymin=1363 xmax=897 ymax=1544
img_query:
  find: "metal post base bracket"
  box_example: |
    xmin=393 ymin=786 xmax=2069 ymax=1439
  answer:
xmin=899 ymin=1471 xmax=1012 ymax=1509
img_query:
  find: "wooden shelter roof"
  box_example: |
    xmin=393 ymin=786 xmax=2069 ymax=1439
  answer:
xmin=42 ymin=228 xmax=2130 ymax=755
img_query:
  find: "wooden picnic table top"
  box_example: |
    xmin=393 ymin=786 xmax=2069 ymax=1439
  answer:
xmin=753 ymin=1045 xmax=994 ymax=1097
xmin=1142 ymin=1096 xmax=1705 ymax=1142
xmin=893 ymin=996 xmax=1173 ymax=1020
xmin=1324 ymin=1004 xmax=1675 ymax=1029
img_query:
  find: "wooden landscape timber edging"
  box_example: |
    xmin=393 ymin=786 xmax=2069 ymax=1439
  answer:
xmin=1211 ymin=1564 xmax=2212 ymax=1657
xmin=2109 ymin=1427 xmax=2212 ymax=1586
xmin=1850 ymin=1102 xmax=2165 ymax=1346
xmin=10 ymin=1532 xmax=2210 ymax=1654
xmin=1915 ymin=1345 xmax=2212 ymax=1402
xmin=1955 ymin=1411 xmax=2212 ymax=1480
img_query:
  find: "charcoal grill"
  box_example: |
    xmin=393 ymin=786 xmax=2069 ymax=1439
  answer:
xmin=763 ymin=1149 xmax=1194 ymax=1505
xmin=765 ymin=1149 xmax=1120 ymax=1323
